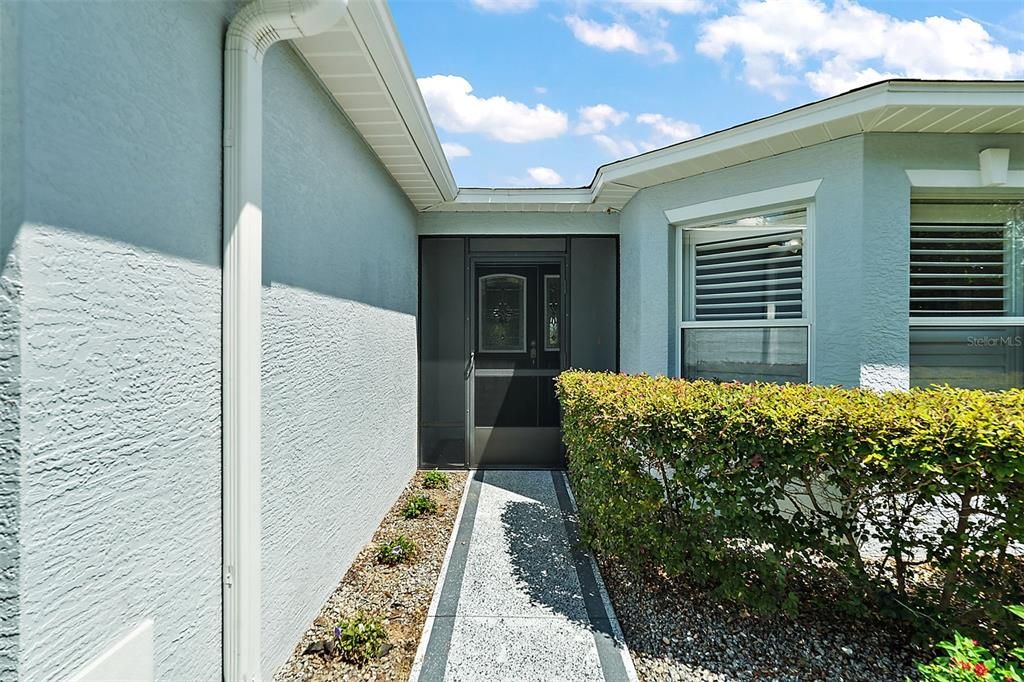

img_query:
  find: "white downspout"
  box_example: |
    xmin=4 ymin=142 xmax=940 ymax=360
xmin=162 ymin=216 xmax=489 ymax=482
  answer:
xmin=222 ymin=1 xmax=346 ymax=680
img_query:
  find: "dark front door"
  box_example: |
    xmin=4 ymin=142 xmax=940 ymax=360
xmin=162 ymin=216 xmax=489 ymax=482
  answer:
xmin=470 ymin=262 xmax=565 ymax=468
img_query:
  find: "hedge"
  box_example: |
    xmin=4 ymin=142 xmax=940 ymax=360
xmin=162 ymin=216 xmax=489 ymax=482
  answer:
xmin=556 ymin=371 xmax=1024 ymax=641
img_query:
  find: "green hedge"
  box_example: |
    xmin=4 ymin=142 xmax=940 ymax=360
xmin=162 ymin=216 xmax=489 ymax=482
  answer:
xmin=556 ymin=371 xmax=1024 ymax=640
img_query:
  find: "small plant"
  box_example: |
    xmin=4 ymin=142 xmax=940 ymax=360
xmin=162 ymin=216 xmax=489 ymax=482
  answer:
xmin=377 ymin=534 xmax=417 ymax=565
xmin=914 ymin=606 xmax=1024 ymax=681
xmin=333 ymin=612 xmax=389 ymax=664
xmin=423 ymin=469 xmax=450 ymax=490
xmin=403 ymin=494 xmax=438 ymax=519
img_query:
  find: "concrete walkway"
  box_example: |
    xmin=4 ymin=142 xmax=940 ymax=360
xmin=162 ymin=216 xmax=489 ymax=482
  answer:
xmin=411 ymin=470 xmax=637 ymax=682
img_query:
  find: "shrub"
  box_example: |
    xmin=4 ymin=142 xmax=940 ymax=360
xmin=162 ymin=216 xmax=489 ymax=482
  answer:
xmin=423 ymin=470 xmax=450 ymax=490
xmin=556 ymin=371 xmax=1024 ymax=640
xmin=403 ymin=494 xmax=438 ymax=519
xmin=377 ymin=535 xmax=417 ymax=565
xmin=333 ymin=612 xmax=388 ymax=664
xmin=915 ymin=606 xmax=1024 ymax=681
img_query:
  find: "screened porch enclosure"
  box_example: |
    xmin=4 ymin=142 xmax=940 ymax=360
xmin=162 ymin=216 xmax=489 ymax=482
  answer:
xmin=418 ymin=236 xmax=618 ymax=469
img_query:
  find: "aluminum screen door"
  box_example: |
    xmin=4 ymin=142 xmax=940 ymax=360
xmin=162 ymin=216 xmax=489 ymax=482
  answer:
xmin=470 ymin=262 xmax=565 ymax=468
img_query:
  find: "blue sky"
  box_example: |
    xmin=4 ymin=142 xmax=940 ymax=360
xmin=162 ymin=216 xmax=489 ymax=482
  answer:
xmin=389 ymin=0 xmax=1024 ymax=188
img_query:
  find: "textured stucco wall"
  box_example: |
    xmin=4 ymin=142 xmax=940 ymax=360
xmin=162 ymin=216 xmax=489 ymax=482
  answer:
xmin=11 ymin=2 xmax=229 ymax=679
xmin=617 ymin=132 xmax=1024 ymax=386
xmin=0 ymin=1 xmax=22 ymax=674
xmin=619 ymin=136 xmax=865 ymax=384
xmin=260 ymin=46 xmax=418 ymax=678
xmin=417 ymin=210 xmax=619 ymax=235
xmin=859 ymin=133 xmax=1024 ymax=389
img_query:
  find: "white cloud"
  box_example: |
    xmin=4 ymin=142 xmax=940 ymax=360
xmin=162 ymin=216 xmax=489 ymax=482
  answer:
xmin=526 ymin=167 xmax=564 ymax=186
xmin=575 ymin=104 xmax=629 ymax=134
xmin=534 ymin=85 xmax=548 ymax=94
xmin=418 ymin=75 xmax=569 ymax=143
xmin=565 ymin=15 xmax=678 ymax=62
xmin=471 ymin=0 xmax=537 ymax=13
xmin=441 ymin=142 xmax=472 ymax=159
xmin=636 ymin=113 xmax=702 ymax=142
xmin=611 ymin=0 xmax=709 ymax=14
xmin=593 ymin=134 xmax=641 ymax=158
xmin=697 ymin=0 xmax=1024 ymax=97
xmin=591 ymin=113 xmax=702 ymax=159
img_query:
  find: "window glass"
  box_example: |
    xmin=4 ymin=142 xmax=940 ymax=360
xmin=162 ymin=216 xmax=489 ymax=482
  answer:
xmin=544 ymin=275 xmax=560 ymax=351
xmin=682 ymin=326 xmax=808 ymax=384
xmin=479 ymin=274 xmax=526 ymax=352
xmin=910 ymin=326 xmax=1023 ymax=390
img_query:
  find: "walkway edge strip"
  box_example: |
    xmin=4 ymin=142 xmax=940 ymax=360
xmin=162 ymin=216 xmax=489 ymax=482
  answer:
xmin=554 ymin=470 xmax=640 ymax=682
xmin=409 ymin=469 xmax=482 ymax=682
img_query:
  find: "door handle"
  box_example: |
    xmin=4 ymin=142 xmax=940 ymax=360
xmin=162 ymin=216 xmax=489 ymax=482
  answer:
xmin=465 ymin=351 xmax=475 ymax=379
xmin=529 ymin=340 xmax=537 ymax=363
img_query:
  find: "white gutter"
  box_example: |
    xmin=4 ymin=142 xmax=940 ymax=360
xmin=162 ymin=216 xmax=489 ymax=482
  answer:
xmin=222 ymin=1 xmax=346 ymax=680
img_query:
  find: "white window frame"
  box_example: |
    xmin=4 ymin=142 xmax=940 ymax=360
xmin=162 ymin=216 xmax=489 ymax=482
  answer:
xmin=907 ymin=191 xmax=1024 ymax=388
xmin=666 ymin=181 xmax=821 ymax=382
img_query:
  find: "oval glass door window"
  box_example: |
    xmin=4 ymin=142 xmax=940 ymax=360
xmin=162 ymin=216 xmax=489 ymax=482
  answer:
xmin=479 ymin=274 xmax=527 ymax=352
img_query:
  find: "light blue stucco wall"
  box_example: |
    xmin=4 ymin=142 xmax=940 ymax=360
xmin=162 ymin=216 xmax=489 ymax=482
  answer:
xmin=417 ymin=210 xmax=618 ymax=235
xmin=617 ymin=132 xmax=1024 ymax=387
xmin=619 ymin=136 xmax=867 ymax=385
xmin=0 ymin=3 xmax=420 ymax=681
xmin=260 ymin=45 xmax=418 ymax=678
xmin=0 ymin=1 xmax=22 ymax=675
xmin=7 ymin=2 xmax=230 ymax=680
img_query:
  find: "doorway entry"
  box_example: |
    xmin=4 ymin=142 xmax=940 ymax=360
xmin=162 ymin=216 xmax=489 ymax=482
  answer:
xmin=418 ymin=236 xmax=618 ymax=470
xmin=470 ymin=260 xmax=565 ymax=468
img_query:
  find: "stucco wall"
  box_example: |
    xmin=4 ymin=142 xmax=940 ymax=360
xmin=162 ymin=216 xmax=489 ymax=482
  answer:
xmin=617 ymin=132 xmax=1024 ymax=387
xmin=260 ymin=46 xmax=418 ymax=678
xmin=10 ymin=1 xmax=229 ymax=679
xmin=417 ymin=210 xmax=618 ymax=235
xmin=0 ymin=1 xmax=22 ymax=675
xmin=619 ymin=136 xmax=866 ymax=385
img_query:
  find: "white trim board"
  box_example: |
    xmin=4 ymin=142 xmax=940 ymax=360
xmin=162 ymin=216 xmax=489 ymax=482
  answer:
xmin=905 ymin=170 xmax=1024 ymax=188
xmin=664 ymin=180 xmax=822 ymax=225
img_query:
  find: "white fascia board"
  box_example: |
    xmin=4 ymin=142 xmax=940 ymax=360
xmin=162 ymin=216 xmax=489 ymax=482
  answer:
xmin=906 ymin=170 xmax=1024 ymax=188
xmin=665 ymin=179 xmax=822 ymax=225
xmin=451 ymin=187 xmax=599 ymax=206
xmin=347 ymin=0 xmax=457 ymax=201
xmin=593 ymin=80 xmax=1024 ymax=191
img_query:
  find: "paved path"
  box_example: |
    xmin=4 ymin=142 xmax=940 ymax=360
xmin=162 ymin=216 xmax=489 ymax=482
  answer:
xmin=411 ymin=470 xmax=637 ymax=682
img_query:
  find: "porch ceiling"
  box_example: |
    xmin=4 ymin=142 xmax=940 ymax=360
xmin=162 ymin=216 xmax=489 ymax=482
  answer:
xmin=291 ymin=0 xmax=457 ymax=211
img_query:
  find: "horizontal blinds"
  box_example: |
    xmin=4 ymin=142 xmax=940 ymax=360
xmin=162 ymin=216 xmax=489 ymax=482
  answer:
xmin=694 ymin=230 xmax=804 ymax=320
xmin=910 ymin=203 xmax=1019 ymax=317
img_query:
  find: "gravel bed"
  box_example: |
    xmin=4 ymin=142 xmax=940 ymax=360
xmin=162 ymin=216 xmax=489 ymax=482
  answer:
xmin=274 ymin=471 xmax=467 ymax=682
xmin=599 ymin=558 xmax=923 ymax=681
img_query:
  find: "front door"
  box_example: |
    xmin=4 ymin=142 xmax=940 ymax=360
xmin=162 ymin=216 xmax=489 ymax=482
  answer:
xmin=470 ymin=262 xmax=565 ymax=468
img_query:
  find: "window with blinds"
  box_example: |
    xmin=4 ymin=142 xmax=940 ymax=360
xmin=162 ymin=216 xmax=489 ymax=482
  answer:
xmin=909 ymin=201 xmax=1024 ymax=391
xmin=693 ymin=230 xmax=804 ymax=320
xmin=681 ymin=206 xmax=810 ymax=384
xmin=910 ymin=203 xmax=1021 ymax=317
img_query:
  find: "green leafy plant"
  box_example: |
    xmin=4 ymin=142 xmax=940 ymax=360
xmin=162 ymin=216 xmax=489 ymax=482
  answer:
xmin=914 ymin=606 xmax=1024 ymax=681
xmin=423 ymin=470 xmax=450 ymax=490
xmin=333 ymin=612 xmax=388 ymax=664
xmin=377 ymin=534 xmax=417 ymax=565
xmin=403 ymin=494 xmax=438 ymax=519
xmin=555 ymin=371 xmax=1024 ymax=642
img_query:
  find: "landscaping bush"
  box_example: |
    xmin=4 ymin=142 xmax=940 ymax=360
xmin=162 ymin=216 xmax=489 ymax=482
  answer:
xmin=556 ymin=371 xmax=1024 ymax=642
xmin=377 ymin=534 xmax=417 ymax=565
xmin=403 ymin=494 xmax=438 ymax=519
xmin=333 ymin=612 xmax=389 ymax=664
xmin=914 ymin=606 xmax=1024 ymax=681
xmin=423 ymin=470 xmax=450 ymax=490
